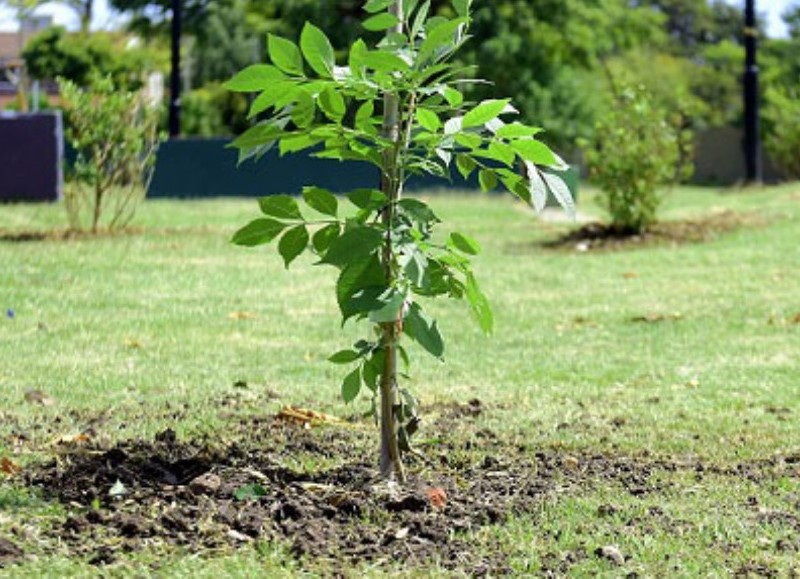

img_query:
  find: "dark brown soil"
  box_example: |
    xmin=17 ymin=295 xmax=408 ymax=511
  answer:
xmin=15 ymin=406 xmax=665 ymax=574
xmin=12 ymin=403 xmax=800 ymax=574
xmin=543 ymin=210 xmax=764 ymax=252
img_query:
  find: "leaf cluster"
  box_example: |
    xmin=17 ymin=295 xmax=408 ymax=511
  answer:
xmin=229 ymin=1 xmax=573 ymax=412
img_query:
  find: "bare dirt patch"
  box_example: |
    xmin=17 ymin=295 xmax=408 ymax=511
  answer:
xmin=9 ymin=405 xmax=799 ymax=574
xmin=542 ymin=210 xmax=765 ymax=252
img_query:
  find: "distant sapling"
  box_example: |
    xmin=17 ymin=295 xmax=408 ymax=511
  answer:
xmin=227 ymin=0 xmax=573 ymax=482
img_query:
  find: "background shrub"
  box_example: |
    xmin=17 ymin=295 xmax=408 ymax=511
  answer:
xmin=60 ymin=76 xmax=161 ymax=233
xmin=763 ymin=88 xmax=800 ymax=180
xmin=583 ymin=84 xmax=693 ymax=233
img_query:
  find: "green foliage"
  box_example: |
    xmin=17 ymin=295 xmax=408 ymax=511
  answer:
xmin=229 ymin=0 xmax=572 ymax=480
xmin=583 ymin=84 xmax=692 ymax=233
xmin=763 ymin=88 xmax=800 ymax=180
xmin=22 ymin=27 xmax=164 ymax=90
xmin=59 ymin=76 xmax=162 ymax=232
xmin=182 ymin=82 xmax=249 ymax=137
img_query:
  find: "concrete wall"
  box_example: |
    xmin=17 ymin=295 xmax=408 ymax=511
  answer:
xmin=693 ymin=127 xmax=784 ymax=185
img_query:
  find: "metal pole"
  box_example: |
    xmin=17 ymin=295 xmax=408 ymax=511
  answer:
xmin=743 ymin=0 xmax=761 ymax=183
xmin=169 ymin=0 xmax=182 ymax=138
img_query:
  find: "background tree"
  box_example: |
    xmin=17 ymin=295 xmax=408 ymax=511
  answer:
xmin=23 ymin=26 xmax=166 ymax=89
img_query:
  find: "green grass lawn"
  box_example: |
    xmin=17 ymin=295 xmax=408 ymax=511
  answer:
xmin=1 ymin=183 xmax=799 ymax=576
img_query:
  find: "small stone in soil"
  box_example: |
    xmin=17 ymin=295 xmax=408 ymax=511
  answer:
xmin=189 ymin=472 xmax=221 ymax=495
xmin=0 ymin=538 xmax=23 ymax=565
xmin=595 ymin=545 xmax=625 ymax=566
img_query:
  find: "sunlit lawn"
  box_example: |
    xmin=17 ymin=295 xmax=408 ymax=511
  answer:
xmin=1 ymin=182 xmax=799 ymax=576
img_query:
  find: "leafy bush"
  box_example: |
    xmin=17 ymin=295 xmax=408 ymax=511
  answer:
xmin=228 ymin=0 xmax=574 ymax=482
xmin=60 ymin=76 xmax=161 ymax=233
xmin=764 ymin=88 xmax=800 ymax=180
xmin=182 ymin=83 xmax=249 ymax=137
xmin=24 ymin=27 xmax=165 ymax=90
xmin=583 ymin=84 xmax=692 ymax=233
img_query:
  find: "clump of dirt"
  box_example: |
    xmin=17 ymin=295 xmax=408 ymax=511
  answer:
xmin=543 ymin=210 xmax=764 ymax=252
xmin=0 ymin=538 xmax=23 ymax=568
xmin=18 ymin=401 xmax=800 ymax=574
xmin=21 ymin=413 xmax=663 ymax=574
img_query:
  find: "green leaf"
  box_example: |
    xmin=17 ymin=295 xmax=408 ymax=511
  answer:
xmin=448 ymin=231 xmax=481 ymax=255
xmin=348 ymin=188 xmax=387 ymax=211
xmin=452 ymin=0 xmax=472 ymax=17
xmin=302 ymin=187 xmax=338 ymax=217
xmin=404 ymin=249 xmax=429 ymax=288
xmin=328 ymin=350 xmax=361 ymax=364
xmin=368 ymin=290 xmax=406 ymax=323
xmin=416 ymin=108 xmax=441 ymax=132
xmin=291 ymin=90 xmax=315 ymax=128
xmin=336 ymin=256 xmax=386 ymax=321
xmin=443 ymin=87 xmax=463 ymax=107
xmin=362 ymin=349 xmax=385 ymax=392
xmin=248 ymin=83 xmax=294 ymax=118
xmin=363 ymin=0 xmax=394 ymax=12
xmin=542 ymin=171 xmax=576 ymax=218
xmin=342 ymin=367 xmax=362 ymax=403
xmin=363 ymin=50 xmax=410 ymax=72
xmin=278 ymin=225 xmax=309 ymax=268
xmin=456 ymin=153 xmax=476 ymax=179
xmin=268 ymin=34 xmax=304 ymax=76
xmin=466 ymin=273 xmax=493 ymax=334
xmin=404 ymin=303 xmax=444 ymax=359
xmin=279 ymin=133 xmax=321 ymax=155
xmin=411 ymin=0 xmax=430 ymax=38
xmin=318 ymin=88 xmax=346 ymax=122
xmin=363 ymin=13 xmax=401 ymax=31
xmin=418 ymin=17 xmax=467 ymax=63
xmin=510 ymin=139 xmax=557 ymax=165
xmin=355 ymin=100 xmax=376 ymax=133
xmin=462 ymin=99 xmax=510 ymax=129
xmin=231 ymin=123 xmax=284 ymax=150
xmin=234 ymin=484 xmax=267 ymax=501
xmin=479 ymin=169 xmax=497 ymax=192
xmin=322 ymin=226 xmax=384 ymax=267
xmin=300 ymin=22 xmax=335 ymax=78
xmin=225 ymin=64 xmax=285 ymax=92
xmin=496 ymin=122 xmax=543 ymax=139
xmin=524 ymin=161 xmax=547 ymax=212
xmin=398 ymin=198 xmax=438 ymax=224
xmin=259 ymin=195 xmax=304 ymax=221
xmin=349 ymin=38 xmax=369 ymax=76
xmin=488 ymin=141 xmax=516 ymax=166
xmin=312 ymin=223 xmax=340 ymax=253
xmin=231 ymin=218 xmax=287 ymax=247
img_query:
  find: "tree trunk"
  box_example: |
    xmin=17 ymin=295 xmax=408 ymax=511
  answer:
xmin=378 ymin=0 xmax=406 ymax=483
xmin=81 ymin=1 xmax=93 ymax=33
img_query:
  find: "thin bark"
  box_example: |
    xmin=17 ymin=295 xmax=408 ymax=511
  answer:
xmin=378 ymin=0 xmax=406 ymax=483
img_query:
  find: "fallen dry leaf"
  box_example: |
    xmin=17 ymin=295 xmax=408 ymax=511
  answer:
xmin=275 ymin=406 xmax=345 ymax=428
xmin=1 ymin=457 xmax=22 ymax=477
xmin=631 ymin=312 xmax=683 ymax=324
xmin=425 ymin=487 xmax=447 ymax=510
xmin=52 ymin=432 xmax=91 ymax=447
xmin=24 ymin=389 xmax=55 ymax=406
xmin=228 ymin=311 xmax=257 ymax=320
xmin=623 ymin=272 xmax=638 ymax=279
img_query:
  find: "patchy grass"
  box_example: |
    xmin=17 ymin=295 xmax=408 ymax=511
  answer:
xmin=1 ymin=182 xmax=799 ymax=575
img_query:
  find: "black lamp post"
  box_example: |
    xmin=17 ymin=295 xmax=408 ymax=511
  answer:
xmin=743 ymin=0 xmax=761 ymax=183
xmin=168 ymin=0 xmax=182 ymax=138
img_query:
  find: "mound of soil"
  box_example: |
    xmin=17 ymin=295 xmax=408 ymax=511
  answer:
xmin=22 ymin=411 xmax=662 ymax=574
xmin=543 ymin=210 xmax=763 ymax=252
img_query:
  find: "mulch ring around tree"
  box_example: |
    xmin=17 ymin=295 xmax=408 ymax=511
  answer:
xmin=11 ymin=403 xmax=798 ymax=574
xmin=542 ymin=210 xmax=766 ymax=252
